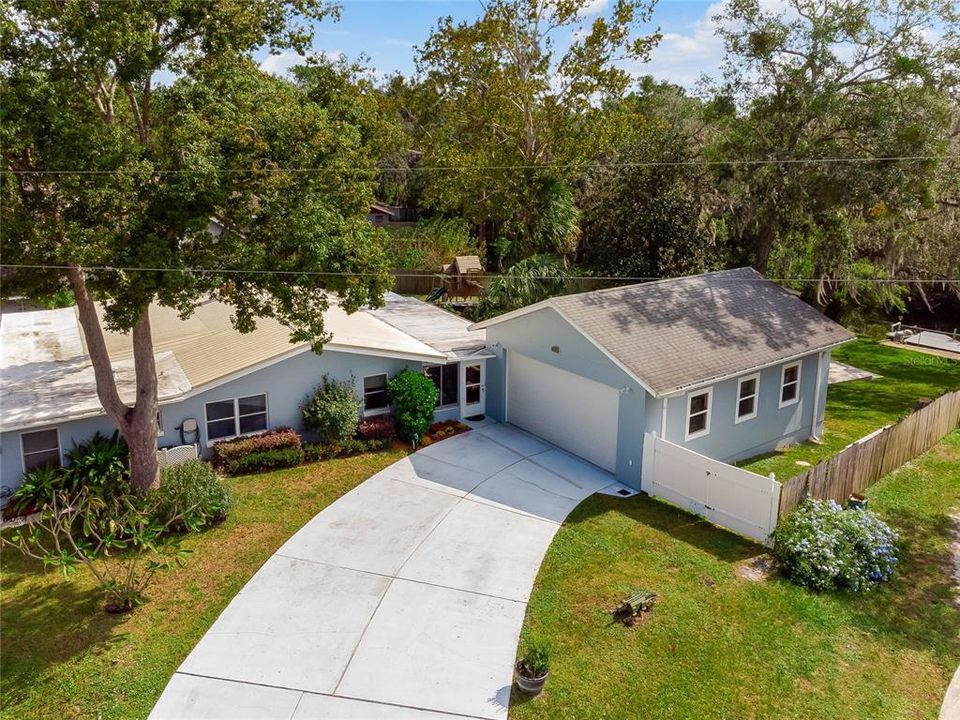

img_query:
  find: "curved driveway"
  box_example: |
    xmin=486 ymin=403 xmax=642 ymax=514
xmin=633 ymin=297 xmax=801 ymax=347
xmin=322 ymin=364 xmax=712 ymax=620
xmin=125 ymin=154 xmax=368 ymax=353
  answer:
xmin=150 ymin=421 xmax=618 ymax=720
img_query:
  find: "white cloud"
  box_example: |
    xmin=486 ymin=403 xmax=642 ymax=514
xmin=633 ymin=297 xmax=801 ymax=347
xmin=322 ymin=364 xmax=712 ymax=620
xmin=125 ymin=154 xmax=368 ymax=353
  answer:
xmin=621 ymin=0 xmax=795 ymax=89
xmin=582 ymin=0 xmax=608 ymax=16
xmin=624 ymin=2 xmax=727 ymax=89
xmin=259 ymin=49 xmax=345 ymax=77
xmin=259 ymin=50 xmax=305 ymax=76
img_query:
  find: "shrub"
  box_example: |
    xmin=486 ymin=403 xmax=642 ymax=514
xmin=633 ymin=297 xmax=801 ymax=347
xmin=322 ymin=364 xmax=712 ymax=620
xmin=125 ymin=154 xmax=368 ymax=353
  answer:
xmin=2 ymin=488 xmax=191 ymax=613
xmin=222 ymin=447 xmax=304 ymax=475
xmin=388 ymin=369 xmax=438 ymax=443
xmin=302 ymin=377 xmax=361 ymax=443
xmin=152 ymin=460 xmax=234 ymax=532
xmin=62 ymin=431 xmax=130 ymax=499
xmin=772 ymin=499 xmax=899 ymax=592
xmin=303 ymin=438 xmax=392 ymax=463
xmin=8 ymin=431 xmax=130 ymax=516
xmin=357 ymin=415 xmax=396 ymax=440
xmin=212 ymin=428 xmax=301 ymax=464
xmin=7 ymin=466 xmax=68 ymax=516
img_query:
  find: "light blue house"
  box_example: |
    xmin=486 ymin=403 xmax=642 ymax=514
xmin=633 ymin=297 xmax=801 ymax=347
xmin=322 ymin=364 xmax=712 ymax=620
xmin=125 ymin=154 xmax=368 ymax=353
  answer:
xmin=1 ymin=268 xmax=853 ymax=497
xmin=471 ymin=267 xmax=855 ymax=490
xmin=0 ymin=294 xmax=492 ymax=498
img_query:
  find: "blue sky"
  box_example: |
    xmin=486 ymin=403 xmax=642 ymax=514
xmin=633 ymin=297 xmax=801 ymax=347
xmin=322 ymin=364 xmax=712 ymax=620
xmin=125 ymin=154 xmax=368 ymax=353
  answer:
xmin=256 ymin=0 xmax=729 ymax=89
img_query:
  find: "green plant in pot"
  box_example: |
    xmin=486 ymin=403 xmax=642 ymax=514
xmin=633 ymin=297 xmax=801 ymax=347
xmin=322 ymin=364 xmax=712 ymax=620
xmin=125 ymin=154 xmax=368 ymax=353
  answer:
xmin=515 ymin=644 xmax=550 ymax=695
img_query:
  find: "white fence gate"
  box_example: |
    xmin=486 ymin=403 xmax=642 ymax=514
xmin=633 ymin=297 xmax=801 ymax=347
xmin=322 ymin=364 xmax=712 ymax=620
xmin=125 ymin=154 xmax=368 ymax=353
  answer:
xmin=641 ymin=432 xmax=781 ymax=546
xmin=157 ymin=443 xmax=200 ymax=468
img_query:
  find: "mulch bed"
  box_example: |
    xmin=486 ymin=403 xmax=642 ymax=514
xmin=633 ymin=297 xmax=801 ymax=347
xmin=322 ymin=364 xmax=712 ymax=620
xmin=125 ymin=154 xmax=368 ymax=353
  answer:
xmin=419 ymin=420 xmax=471 ymax=446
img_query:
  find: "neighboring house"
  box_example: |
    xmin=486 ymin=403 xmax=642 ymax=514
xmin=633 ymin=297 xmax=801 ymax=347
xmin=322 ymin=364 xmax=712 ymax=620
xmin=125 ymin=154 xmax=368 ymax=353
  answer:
xmin=470 ymin=267 xmax=855 ymax=490
xmin=0 ymin=294 xmax=491 ymax=496
xmin=367 ymin=202 xmax=395 ymax=225
xmin=0 ymin=267 xmax=854 ymax=497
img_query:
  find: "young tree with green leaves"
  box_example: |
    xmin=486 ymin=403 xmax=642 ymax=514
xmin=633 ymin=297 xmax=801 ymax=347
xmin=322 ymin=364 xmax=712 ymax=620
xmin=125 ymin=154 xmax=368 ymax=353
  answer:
xmin=1 ymin=1 xmax=391 ymax=492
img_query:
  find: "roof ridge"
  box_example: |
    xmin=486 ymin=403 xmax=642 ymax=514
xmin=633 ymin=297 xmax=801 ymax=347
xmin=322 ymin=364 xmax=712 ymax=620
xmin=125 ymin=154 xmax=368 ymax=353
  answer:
xmin=580 ymin=267 xmax=760 ymax=299
xmin=550 ymin=267 xmax=760 ymax=305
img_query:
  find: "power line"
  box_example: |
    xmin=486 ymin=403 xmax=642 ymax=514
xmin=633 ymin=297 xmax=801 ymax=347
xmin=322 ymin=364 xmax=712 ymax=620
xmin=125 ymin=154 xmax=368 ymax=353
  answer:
xmin=2 ymin=263 xmax=957 ymax=284
xmin=1 ymin=154 xmax=955 ymax=176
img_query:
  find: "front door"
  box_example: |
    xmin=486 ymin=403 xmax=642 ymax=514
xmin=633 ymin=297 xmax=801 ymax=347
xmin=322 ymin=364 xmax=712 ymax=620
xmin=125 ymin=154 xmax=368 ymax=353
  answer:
xmin=461 ymin=361 xmax=485 ymax=418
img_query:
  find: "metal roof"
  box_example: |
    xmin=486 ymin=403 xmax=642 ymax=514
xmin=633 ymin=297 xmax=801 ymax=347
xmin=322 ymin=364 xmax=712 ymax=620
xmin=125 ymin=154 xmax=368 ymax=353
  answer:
xmin=0 ymin=308 xmax=191 ymax=431
xmin=368 ymin=293 xmax=495 ymax=360
xmin=473 ymin=267 xmax=855 ymax=396
xmin=2 ymin=295 xmax=486 ymax=431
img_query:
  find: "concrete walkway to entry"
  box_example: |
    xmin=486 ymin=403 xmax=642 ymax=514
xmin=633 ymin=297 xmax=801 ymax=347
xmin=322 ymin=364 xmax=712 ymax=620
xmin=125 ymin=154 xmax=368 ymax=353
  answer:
xmin=150 ymin=421 xmax=619 ymax=720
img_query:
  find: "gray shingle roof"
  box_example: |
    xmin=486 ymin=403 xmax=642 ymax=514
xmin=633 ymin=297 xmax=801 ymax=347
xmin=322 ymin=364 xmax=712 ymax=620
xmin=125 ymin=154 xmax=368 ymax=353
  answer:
xmin=548 ymin=267 xmax=855 ymax=396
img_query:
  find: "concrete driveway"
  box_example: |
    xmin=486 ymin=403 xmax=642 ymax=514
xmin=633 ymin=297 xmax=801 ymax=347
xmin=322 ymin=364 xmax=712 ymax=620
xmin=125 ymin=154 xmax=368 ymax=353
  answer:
xmin=150 ymin=421 xmax=619 ymax=720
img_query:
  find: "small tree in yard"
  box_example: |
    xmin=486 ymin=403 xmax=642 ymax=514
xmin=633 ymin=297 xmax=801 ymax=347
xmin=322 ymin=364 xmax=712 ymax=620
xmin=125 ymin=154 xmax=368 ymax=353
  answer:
xmin=1 ymin=1 xmax=392 ymax=492
xmin=2 ymin=489 xmax=192 ymax=613
xmin=388 ymin=369 xmax=438 ymax=443
xmin=302 ymin=377 xmax=361 ymax=443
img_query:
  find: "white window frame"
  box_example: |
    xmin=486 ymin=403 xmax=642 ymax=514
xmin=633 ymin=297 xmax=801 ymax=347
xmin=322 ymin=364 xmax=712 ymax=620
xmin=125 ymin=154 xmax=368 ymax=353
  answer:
xmin=685 ymin=387 xmax=713 ymax=441
xmin=204 ymin=393 xmax=269 ymax=446
xmin=20 ymin=427 xmax=63 ymax=473
xmin=735 ymin=373 xmax=760 ymax=423
xmin=779 ymin=362 xmax=802 ymax=408
xmin=424 ymin=363 xmax=459 ymax=409
xmin=362 ymin=373 xmax=391 ymax=417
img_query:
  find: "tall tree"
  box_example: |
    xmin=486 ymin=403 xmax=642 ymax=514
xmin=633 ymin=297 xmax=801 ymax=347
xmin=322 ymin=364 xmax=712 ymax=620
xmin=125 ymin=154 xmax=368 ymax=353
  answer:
xmin=578 ymin=87 xmax=727 ymax=278
xmin=710 ymin=0 xmax=959 ymax=311
xmin=409 ymin=0 xmax=661 ymax=266
xmin=1 ymin=2 xmax=391 ymax=492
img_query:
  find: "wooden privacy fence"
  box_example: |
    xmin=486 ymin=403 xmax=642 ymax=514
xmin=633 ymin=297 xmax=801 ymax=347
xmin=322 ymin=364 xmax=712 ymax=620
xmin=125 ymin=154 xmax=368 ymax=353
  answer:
xmin=389 ymin=270 xmax=612 ymax=296
xmin=779 ymin=390 xmax=960 ymax=517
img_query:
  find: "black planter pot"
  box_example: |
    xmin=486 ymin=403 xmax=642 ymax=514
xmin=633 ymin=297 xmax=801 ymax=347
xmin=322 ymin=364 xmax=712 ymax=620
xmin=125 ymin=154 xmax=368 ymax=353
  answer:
xmin=515 ymin=663 xmax=548 ymax=695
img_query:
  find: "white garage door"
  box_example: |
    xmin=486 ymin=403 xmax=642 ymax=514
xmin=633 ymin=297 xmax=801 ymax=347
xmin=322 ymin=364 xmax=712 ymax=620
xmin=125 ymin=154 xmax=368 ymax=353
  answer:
xmin=507 ymin=351 xmax=619 ymax=472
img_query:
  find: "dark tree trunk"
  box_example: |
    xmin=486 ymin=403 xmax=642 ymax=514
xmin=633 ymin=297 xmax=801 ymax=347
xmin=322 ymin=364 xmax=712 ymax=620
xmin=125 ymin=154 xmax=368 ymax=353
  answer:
xmin=67 ymin=266 xmax=159 ymax=493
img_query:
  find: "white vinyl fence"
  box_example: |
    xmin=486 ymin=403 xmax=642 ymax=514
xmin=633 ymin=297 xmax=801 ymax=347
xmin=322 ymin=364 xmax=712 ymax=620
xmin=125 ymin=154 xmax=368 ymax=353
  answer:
xmin=641 ymin=432 xmax=781 ymax=546
xmin=157 ymin=443 xmax=200 ymax=468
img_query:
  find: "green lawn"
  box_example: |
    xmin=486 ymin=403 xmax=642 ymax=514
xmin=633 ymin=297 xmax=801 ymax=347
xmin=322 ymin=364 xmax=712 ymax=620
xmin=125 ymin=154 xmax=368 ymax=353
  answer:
xmin=740 ymin=339 xmax=960 ymax=479
xmin=513 ymin=430 xmax=960 ymax=720
xmin=0 ymin=448 xmax=407 ymax=720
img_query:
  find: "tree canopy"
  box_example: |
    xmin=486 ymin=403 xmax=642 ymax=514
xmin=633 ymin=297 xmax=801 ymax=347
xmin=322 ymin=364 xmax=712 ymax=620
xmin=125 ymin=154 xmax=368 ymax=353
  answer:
xmin=1 ymin=1 xmax=393 ymax=489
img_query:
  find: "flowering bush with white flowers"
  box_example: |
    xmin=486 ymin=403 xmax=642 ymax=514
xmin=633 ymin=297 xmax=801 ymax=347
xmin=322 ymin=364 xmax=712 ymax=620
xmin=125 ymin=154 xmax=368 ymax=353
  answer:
xmin=772 ymin=499 xmax=899 ymax=592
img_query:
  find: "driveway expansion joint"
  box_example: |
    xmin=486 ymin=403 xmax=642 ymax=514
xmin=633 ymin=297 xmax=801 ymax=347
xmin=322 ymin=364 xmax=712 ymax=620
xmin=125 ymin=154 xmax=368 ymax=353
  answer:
xmin=149 ymin=422 xmax=615 ymax=720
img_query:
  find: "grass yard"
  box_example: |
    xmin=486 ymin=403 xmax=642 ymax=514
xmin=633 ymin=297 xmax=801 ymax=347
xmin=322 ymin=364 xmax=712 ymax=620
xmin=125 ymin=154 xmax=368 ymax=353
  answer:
xmin=513 ymin=430 xmax=960 ymax=720
xmin=0 ymin=447 xmax=407 ymax=720
xmin=740 ymin=338 xmax=960 ymax=479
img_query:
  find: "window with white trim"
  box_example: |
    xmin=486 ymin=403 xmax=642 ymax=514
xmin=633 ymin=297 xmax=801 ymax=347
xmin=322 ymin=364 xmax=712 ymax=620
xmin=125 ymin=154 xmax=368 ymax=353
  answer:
xmin=363 ymin=374 xmax=390 ymax=414
xmin=736 ymin=374 xmax=759 ymax=422
xmin=22 ymin=428 xmax=61 ymax=472
xmin=425 ymin=364 xmax=458 ymax=407
xmin=780 ymin=362 xmax=801 ymax=407
xmin=205 ymin=394 xmax=268 ymax=442
xmin=686 ymin=388 xmax=712 ymax=440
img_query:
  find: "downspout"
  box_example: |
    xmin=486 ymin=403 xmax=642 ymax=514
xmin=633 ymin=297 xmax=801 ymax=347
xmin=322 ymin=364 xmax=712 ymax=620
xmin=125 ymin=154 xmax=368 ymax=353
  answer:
xmin=810 ymin=351 xmax=825 ymax=440
xmin=659 ymin=396 xmax=668 ymax=439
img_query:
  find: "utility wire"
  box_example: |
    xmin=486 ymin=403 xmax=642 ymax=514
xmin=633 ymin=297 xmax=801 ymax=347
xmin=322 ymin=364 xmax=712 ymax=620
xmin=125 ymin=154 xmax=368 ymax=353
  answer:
xmin=1 ymin=154 xmax=955 ymax=176
xmin=2 ymin=263 xmax=956 ymax=284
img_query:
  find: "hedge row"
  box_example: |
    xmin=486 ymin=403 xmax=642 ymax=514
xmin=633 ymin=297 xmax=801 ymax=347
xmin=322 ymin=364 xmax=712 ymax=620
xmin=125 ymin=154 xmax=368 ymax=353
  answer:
xmin=214 ymin=428 xmax=395 ymax=476
xmin=212 ymin=427 xmax=302 ymax=463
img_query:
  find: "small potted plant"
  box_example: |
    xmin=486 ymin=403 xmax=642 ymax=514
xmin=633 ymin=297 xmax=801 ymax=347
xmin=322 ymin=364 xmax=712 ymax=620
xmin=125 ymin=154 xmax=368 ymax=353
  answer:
xmin=515 ymin=644 xmax=549 ymax=695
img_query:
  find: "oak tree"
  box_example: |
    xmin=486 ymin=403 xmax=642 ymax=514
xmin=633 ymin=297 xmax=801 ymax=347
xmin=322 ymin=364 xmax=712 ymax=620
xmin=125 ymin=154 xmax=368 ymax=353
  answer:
xmin=1 ymin=1 xmax=391 ymax=491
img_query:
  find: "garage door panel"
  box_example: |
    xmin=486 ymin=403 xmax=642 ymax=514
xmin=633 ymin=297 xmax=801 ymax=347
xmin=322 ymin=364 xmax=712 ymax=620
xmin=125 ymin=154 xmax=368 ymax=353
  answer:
xmin=507 ymin=352 xmax=618 ymax=472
